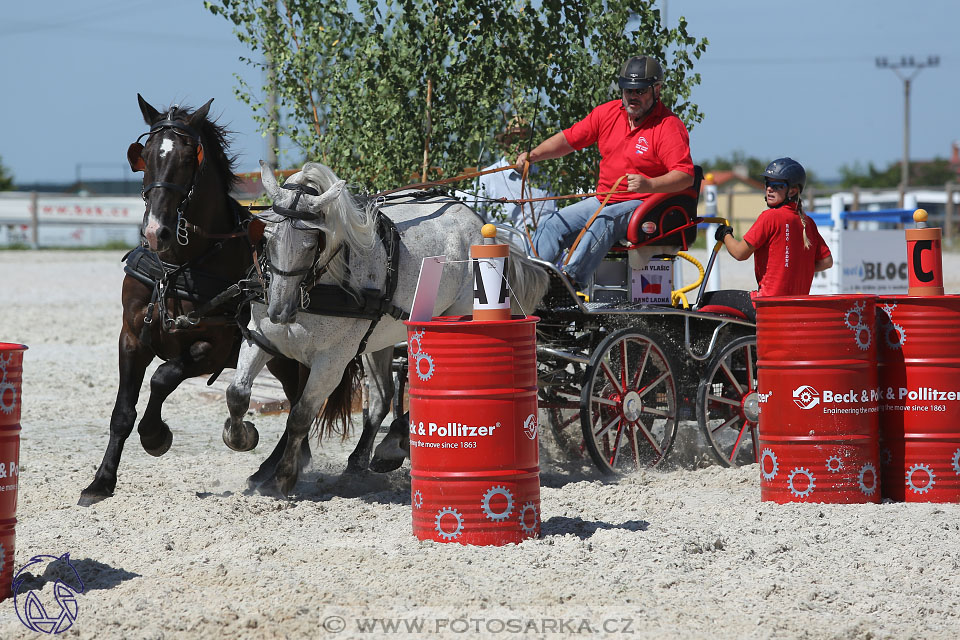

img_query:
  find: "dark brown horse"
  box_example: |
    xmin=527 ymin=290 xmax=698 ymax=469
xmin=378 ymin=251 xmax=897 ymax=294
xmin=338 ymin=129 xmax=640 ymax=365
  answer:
xmin=78 ymin=96 xmax=335 ymax=505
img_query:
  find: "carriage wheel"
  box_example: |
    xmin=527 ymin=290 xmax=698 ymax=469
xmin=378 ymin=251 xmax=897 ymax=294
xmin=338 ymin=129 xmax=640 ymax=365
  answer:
xmin=580 ymin=328 xmax=680 ymax=474
xmin=538 ymin=360 xmax=588 ymax=459
xmin=696 ymin=335 xmax=759 ymax=467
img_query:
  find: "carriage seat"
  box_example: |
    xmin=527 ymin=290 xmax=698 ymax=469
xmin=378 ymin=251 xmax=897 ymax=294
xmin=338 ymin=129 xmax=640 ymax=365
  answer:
xmin=621 ymin=165 xmax=704 ymax=250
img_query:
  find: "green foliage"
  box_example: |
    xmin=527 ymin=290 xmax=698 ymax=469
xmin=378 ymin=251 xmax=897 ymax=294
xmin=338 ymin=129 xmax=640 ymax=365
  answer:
xmin=839 ymin=158 xmax=957 ymax=188
xmin=0 ymin=155 xmax=13 ymax=191
xmin=206 ymin=0 xmax=707 ymax=195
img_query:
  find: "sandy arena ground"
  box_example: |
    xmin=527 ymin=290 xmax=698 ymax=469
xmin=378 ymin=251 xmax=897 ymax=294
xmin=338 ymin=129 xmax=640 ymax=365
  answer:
xmin=0 ymin=249 xmax=959 ymax=639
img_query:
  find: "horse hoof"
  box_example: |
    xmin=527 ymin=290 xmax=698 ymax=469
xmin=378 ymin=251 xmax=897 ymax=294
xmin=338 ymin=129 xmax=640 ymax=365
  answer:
xmin=222 ymin=420 xmax=259 ymax=452
xmin=78 ymin=488 xmax=112 ymax=507
xmin=254 ymin=477 xmax=289 ymax=499
xmin=77 ymin=493 xmax=109 ymax=507
xmin=141 ymin=427 xmax=173 ymax=457
xmin=370 ymin=434 xmax=408 ymax=473
xmin=344 ymin=458 xmax=370 ymax=475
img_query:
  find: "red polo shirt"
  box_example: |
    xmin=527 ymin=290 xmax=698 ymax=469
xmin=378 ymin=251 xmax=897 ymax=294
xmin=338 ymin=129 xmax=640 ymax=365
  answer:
xmin=743 ymin=202 xmax=831 ymax=297
xmin=563 ymin=99 xmax=694 ymax=203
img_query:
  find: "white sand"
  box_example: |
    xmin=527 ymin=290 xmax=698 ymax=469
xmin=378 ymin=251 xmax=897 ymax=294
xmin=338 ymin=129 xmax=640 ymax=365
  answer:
xmin=0 ymin=249 xmax=959 ymax=639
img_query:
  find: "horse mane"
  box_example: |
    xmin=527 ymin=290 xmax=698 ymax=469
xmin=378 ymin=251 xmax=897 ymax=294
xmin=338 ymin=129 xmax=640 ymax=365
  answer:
xmin=289 ymin=162 xmax=378 ymax=285
xmin=163 ymin=102 xmax=240 ymax=191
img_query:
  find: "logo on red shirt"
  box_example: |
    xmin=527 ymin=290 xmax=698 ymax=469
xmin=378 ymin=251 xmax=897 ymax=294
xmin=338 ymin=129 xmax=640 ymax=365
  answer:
xmin=635 ymin=135 xmax=649 ymax=155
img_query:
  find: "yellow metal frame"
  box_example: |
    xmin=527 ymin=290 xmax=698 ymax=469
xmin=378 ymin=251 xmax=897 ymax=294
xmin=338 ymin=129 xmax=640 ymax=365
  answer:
xmin=668 ymin=216 xmax=731 ymax=309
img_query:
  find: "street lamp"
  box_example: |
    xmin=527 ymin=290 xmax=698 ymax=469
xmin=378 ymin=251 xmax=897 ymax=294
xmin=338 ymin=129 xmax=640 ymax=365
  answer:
xmin=876 ymin=55 xmax=940 ymax=206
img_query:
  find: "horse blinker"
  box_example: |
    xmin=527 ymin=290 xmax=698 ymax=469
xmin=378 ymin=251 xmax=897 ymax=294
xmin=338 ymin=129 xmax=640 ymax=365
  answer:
xmin=127 ymin=142 xmax=146 ymax=172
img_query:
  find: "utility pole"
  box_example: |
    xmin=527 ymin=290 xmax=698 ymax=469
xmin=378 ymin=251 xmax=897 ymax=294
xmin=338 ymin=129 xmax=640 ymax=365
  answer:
xmin=265 ymin=0 xmax=279 ymax=169
xmin=876 ymin=55 xmax=939 ymax=207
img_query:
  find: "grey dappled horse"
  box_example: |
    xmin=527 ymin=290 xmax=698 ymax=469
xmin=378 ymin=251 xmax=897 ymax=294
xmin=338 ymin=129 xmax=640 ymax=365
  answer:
xmin=224 ymin=161 xmax=548 ymax=497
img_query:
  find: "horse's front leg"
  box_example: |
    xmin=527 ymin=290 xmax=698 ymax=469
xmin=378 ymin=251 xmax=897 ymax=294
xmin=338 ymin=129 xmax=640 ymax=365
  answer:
xmin=346 ymin=346 xmax=395 ymax=474
xmin=246 ymin=359 xmax=312 ymax=489
xmin=139 ymin=339 xmax=229 ymax=454
xmin=79 ymin=330 xmax=153 ymax=506
xmin=223 ymin=339 xmax=270 ymax=452
xmin=254 ymin=367 xmax=337 ymax=498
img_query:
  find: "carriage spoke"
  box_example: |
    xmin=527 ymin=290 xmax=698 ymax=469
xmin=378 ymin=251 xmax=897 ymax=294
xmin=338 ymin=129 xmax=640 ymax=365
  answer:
xmin=630 ymin=343 xmax=652 ymax=390
xmin=708 ymin=393 xmax=741 ymax=408
xmin=555 ymin=411 xmax=580 ymax=431
xmin=726 ymin=420 xmax=751 ymax=464
xmin=601 ymin=360 xmax=624 ymax=394
xmin=636 ymin=371 xmax=669 ymax=399
xmin=635 ymin=421 xmax=663 ymax=457
xmin=745 ymin=345 xmax=755 ymax=388
xmin=642 ymin=406 xmax=672 ymax=419
xmin=594 ymin=414 xmax=621 ymax=439
xmin=590 ymin=396 xmax=619 ymax=408
xmin=618 ymin=340 xmax=629 ymax=390
xmin=609 ymin=420 xmax=626 ymax=467
xmin=711 ymin=414 xmax=740 ymax=435
xmin=719 ymin=360 xmax=744 ymax=395
xmin=629 ymin=425 xmax=641 ymax=466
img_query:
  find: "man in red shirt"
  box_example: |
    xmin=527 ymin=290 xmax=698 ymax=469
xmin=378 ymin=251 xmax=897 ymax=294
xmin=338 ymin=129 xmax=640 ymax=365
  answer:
xmin=716 ymin=158 xmax=833 ymax=304
xmin=516 ymin=56 xmax=695 ymax=288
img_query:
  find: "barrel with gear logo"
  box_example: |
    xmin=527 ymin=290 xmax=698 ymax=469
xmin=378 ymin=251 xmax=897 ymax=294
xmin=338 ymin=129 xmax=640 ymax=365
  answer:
xmin=0 ymin=343 xmax=26 ymax=601
xmin=755 ymin=296 xmax=880 ymax=504
xmin=877 ymin=296 xmax=960 ymax=502
xmin=405 ymin=316 xmax=540 ymax=545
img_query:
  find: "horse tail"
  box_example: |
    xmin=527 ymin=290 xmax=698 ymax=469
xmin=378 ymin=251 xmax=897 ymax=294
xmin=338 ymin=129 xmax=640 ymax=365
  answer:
xmin=313 ymin=355 xmax=364 ymax=441
xmin=507 ymin=247 xmax=549 ymax=316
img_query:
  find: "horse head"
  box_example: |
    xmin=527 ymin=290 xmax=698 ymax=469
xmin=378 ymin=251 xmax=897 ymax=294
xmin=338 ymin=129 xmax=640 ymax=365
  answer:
xmin=258 ymin=161 xmax=346 ymax=324
xmin=128 ymin=94 xmax=217 ymax=255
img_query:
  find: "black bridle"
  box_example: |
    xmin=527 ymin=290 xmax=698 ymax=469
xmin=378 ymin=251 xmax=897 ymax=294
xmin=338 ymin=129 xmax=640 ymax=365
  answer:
xmin=136 ymin=109 xmax=205 ymax=246
xmin=259 ymin=183 xmax=338 ymax=307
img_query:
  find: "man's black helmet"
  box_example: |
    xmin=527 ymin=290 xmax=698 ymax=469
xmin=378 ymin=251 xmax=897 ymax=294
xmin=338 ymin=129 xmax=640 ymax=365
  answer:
xmin=618 ymin=56 xmax=664 ymax=90
xmin=762 ymin=157 xmax=806 ymax=192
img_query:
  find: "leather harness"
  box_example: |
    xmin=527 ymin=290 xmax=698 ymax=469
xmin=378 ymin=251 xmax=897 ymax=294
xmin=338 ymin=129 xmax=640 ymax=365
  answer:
xmin=253 ymin=207 xmax=409 ymax=359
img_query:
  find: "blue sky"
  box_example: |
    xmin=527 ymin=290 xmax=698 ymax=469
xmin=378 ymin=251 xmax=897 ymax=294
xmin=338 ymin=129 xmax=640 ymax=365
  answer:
xmin=3 ymin=0 xmax=958 ymax=185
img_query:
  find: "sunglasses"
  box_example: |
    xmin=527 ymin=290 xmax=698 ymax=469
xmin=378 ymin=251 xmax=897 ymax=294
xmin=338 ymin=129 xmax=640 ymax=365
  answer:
xmin=765 ymin=180 xmax=788 ymax=190
xmin=624 ymin=86 xmax=654 ymax=96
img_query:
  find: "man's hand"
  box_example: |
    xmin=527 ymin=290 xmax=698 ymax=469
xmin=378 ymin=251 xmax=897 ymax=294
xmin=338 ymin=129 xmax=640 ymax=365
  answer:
xmin=515 ymin=152 xmax=529 ymax=171
xmin=626 ymin=173 xmax=652 ymax=193
xmin=714 ymin=224 xmax=734 ymax=242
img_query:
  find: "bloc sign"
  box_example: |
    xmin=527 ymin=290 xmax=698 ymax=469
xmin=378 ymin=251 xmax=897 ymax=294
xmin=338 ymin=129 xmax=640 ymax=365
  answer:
xmin=471 ymin=242 xmax=511 ymax=320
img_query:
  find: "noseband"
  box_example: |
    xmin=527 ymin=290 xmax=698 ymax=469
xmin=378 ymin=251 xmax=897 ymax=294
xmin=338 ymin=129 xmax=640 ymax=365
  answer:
xmin=137 ymin=109 xmax=205 ymax=246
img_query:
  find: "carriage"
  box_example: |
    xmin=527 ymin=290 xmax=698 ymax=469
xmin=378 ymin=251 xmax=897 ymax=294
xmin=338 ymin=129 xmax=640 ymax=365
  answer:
xmin=391 ymin=166 xmax=761 ymax=475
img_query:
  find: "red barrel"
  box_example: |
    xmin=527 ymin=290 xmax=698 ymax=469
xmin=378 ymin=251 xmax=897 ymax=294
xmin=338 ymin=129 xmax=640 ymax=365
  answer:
xmin=877 ymin=296 xmax=960 ymax=502
xmin=0 ymin=343 xmax=26 ymax=601
xmin=406 ymin=315 xmax=540 ymax=545
xmin=755 ymin=296 xmax=880 ymax=504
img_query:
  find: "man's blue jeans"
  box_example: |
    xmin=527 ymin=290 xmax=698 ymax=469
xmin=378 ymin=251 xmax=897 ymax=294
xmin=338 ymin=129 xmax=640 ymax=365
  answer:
xmin=531 ymin=197 xmax=642 ymax=284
